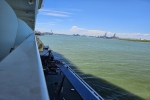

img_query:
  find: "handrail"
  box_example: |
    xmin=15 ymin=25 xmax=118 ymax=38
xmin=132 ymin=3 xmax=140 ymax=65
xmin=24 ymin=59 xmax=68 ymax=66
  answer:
xmin=57 ymin=61 xmax=104 ymax=100
xmin=35 ymin=35 xmax=50 ymax=100
xmin=63 ymin=63 xmax=103 ymax=100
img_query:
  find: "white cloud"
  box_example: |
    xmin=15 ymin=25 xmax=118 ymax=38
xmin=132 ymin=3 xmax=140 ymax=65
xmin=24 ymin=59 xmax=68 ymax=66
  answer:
xmin=69 ymin=26 xmax=86 ymax=32
xmin=68 ymin=26 xmax=112 ymax=36
xmin=39 ymin=9 xmax=71 ymax=17
xmin=54 ymin=19 xmax=63 ymax=21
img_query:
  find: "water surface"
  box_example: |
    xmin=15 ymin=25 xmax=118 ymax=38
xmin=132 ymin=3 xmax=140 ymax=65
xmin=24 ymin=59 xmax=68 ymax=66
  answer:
xmin=39 ymin=35 xmax=150 ymax=100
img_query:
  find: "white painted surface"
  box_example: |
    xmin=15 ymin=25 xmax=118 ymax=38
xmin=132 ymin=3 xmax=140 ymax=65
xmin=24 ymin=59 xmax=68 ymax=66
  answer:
xmin=0 ymin=0 xmax=18 ymax=61
xmin=0 ymin=34 xmax=49 ymax=100
xmin=14 ymin=18 xmax=33 ymax=47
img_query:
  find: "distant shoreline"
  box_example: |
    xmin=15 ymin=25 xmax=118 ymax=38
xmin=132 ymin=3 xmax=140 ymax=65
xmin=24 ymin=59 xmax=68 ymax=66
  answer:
xmin=38 ymin=34 xmax=150 ymax=43
xmin=118 ymin=38 xmax=150 ymax=43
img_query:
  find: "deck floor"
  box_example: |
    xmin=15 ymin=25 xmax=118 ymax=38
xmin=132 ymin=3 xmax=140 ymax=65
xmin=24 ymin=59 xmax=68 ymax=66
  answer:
xmin=45 ymin=71 xmax=83 ymax=100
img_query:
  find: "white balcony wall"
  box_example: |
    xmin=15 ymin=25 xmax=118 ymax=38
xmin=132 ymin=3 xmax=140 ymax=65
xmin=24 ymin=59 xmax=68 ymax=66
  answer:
xmin=0 ymin=34 xmax=49 ymax=100
xmin=14 ymin=18 xmax=33 ymax=47
xmin=0 ymin=0 xmax=18 ymax=61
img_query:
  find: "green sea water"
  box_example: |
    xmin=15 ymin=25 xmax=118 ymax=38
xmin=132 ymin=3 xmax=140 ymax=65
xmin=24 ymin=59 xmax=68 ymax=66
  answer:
xmin=39 ymin=35 xmax=150 ymax=100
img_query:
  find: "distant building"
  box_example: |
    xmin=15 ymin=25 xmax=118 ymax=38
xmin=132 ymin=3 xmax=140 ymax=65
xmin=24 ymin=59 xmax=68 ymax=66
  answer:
xmin=35 ymin=30 xmax=42 ymax=35
xmin=73 ymin=34 xmax=80 ymax=36
xmin=97 ymin=33 xmax=118 ymax=39
xmin=35 ymin=30 xmax=53 ymax=35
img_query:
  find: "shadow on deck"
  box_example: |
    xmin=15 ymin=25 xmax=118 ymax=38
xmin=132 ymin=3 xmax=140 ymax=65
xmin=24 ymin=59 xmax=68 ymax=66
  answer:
xmin=52 ymin=51 xmax=145 ymax=100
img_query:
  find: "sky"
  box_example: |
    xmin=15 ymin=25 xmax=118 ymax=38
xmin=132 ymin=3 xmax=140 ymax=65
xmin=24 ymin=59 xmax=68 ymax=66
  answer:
xmin=35 ymin=0 xmax=150 ymax=39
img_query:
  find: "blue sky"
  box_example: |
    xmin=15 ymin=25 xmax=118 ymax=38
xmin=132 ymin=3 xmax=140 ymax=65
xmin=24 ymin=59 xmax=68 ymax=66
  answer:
xmin=35 ymin=0 xmax=150 ymax=39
